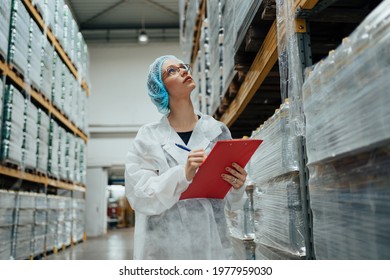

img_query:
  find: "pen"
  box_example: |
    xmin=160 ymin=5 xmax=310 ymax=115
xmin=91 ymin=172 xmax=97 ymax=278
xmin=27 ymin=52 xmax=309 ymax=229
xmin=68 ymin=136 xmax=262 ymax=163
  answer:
xmin=175 ymin=143 xmax=191 ymax=152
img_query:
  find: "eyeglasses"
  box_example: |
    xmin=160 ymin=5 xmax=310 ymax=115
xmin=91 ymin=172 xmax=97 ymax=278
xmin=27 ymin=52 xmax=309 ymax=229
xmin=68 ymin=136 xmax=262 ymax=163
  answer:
xmin=162 ymin=64 xmax=192 ymax=80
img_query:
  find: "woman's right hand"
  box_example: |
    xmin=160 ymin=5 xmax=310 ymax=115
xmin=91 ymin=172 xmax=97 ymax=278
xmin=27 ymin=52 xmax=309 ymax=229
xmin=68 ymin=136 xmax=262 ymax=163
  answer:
xmin=185 ymin=149 xmax=207 ymax=181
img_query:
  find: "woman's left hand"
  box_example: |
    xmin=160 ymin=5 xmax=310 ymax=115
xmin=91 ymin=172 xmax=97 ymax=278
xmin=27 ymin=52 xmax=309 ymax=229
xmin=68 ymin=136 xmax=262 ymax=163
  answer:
xmin=221 ymin=162 xmax=247 ymax=189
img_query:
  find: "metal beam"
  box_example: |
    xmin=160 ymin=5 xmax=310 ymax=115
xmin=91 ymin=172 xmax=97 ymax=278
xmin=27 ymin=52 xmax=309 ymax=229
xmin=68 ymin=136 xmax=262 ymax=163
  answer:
xmin=81 ymin=0 xmax=127 ymax=26
xmin=142 ymin=0 xmax=179 ymax=17
xmin=296 ymin=0 xmax=341 ymax=18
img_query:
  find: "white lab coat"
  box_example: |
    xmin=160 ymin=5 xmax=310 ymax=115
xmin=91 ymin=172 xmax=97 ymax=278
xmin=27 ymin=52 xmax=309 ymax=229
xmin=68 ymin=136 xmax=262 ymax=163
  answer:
xmin=125 ymin=112 xmax=246 ymax=259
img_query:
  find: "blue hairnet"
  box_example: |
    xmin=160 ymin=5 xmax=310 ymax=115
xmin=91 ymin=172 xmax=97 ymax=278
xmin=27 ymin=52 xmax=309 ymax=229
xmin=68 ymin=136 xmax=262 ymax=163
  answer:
xmin=147 ymin=55 xmax=183 ymax=114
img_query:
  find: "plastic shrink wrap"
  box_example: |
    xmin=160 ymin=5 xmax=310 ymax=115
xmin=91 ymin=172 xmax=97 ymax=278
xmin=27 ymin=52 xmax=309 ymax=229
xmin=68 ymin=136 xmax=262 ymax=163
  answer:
xmin=72 ymin=198 xmax=85 ymax=243
xmin=248 ymin=101 xmax=298 ymax=182
xmin=0 ymin=0 xmax=11 ymax=59
xmin=58 ymin=126 xmax=67 ymax=180
xmin=13 ymin=192 xmax=36 ymax=259
xmin=1 ymin=84 xmax=24 ymax=164
xmin=8 ymin=0 xmax=30 ymax=77
xmin=22 ymin=99 xmax=38 ymax=168
xmin=230 ymin=237 xmax=256 ymax=260
xmin=78 ymin=33 xmax=90 ymax=89
xmin=253 ymin=173 xmax=305 ymax=257
xmin=27 ymin=17 xmax=42 ymax=90
xmin=276 ymin=0 xmax=305 ymax=137
xmin=39 ymin=37 xmax=53 ymax=100
xmin=303 ymin=0 xmax=390 ymax=165
xmin=255 ymin=242 xmax=303 ymax=260
xmin=34 ymin=193 xmax=47 ymax=256
xmin=65 ymin=132 xmax=75 ymax=182
xmin=79 ymin=140 xmax=87 ymax=184
xmin=46 ymin=195 xmax=59 ymax=251
xmin=36 ymin=108 xmax=49 ymax=172
xmin=0 ymin=1 xmax=88 ymax=257
xmin=245 ymin=100 xmax=305 ymax=258
xmin=309 ymin=147 xmax=390 ymax=259
xmin=303 ymin=0 xmax=390 ymax=259
xmin=33 ymin=0 xmax=55 ymax=30
xmin=221 ymin=0 xmax=235 ymax=92
xmin=53 ymin=0 xmax=64 ymax=47
xmin=179 ymin=0 xmax=261 ymax=112
xmin=80 ymin=87 xmax=88 ymax=134
xmin=48 ymin=118 xmax=59 ymax=178
xmin=63 ymin=5 xmax=73 ymax=60
xmin=74 ymin=137 xmax=87 ymax=185
xmin=63 ymin=197 xmax=72 ymax=247
xmin=73 ymin=137 xmax=80 ymax=183
xmin=226 ymin=183 xmax=257 ymax=260
xmin=198 ymin=19 xmax=209 ymax=114
xmin=0 ymin=190 xmax=15 ymax=260
xmin=51 ymin=50 xmax=63 ymax=110
xmin=179 ymin=0 xmax=200 ymax=63
xmin=62 ymin=67 xmax=72 ymax=119
xmin=47 ymin=195 xmax=71 ymax=249
xmin=190 ymin=55 xmax=201 ymax=112
xmin=206 ymin=0 xmax=220 ymax=115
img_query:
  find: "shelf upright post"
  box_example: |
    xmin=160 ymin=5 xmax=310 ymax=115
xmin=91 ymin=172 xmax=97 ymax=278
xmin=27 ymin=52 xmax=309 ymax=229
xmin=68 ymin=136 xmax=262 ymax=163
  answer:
xmin=277 ymin=0 xmax=315 ymax=259
xmin=295 ymin=19 xmax=314 ymax=259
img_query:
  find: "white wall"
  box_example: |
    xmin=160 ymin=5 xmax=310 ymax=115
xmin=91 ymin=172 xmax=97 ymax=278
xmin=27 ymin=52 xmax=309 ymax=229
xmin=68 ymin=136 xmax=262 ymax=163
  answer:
xmin=84 ymin=42 xmax=182 ymax=236
xmin=86 ymin=167 xmax=108 ymax=237
xmin=87 ymin=42 xmax=183 ymax=168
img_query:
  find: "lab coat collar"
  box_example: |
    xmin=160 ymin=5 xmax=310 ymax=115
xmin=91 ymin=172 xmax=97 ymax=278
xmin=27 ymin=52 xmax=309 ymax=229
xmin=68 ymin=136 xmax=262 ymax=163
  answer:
xmin=158 ymin=111 xmax=223 ymax=164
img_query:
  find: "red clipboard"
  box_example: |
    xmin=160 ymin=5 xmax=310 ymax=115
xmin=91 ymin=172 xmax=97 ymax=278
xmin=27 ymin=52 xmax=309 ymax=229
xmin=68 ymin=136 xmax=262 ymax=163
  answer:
xmin=179 ymin=139 xmax=263 ymax=200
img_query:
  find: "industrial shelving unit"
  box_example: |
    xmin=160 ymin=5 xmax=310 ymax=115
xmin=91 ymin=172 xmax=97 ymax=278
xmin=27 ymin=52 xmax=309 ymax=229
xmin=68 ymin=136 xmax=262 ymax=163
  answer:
xmin=183 ymin=0 xmax=389 ymax=260
xmin=0 ymin=0 xmax=87 ymax=193
xmin=0 ymin=0 xmax=89 ymax=259
xmin=294 ymin=0 xmax=389 ymax=260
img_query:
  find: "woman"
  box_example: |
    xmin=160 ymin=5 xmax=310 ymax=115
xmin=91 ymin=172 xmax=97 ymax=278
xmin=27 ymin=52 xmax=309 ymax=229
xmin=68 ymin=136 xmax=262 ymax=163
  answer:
xmin=125 ymin=55 xmax=248 ymax=259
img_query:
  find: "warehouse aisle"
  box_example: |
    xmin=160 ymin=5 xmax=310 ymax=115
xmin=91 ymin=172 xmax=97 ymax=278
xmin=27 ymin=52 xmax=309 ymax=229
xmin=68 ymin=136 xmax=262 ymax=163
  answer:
xmin=43 ymin=227 xmax=134 ymax=260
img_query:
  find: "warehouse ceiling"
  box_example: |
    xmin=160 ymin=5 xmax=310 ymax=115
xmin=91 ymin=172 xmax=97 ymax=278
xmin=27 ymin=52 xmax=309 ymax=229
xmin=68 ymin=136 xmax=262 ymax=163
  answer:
xmin=66 ymin=0 xmax=180 ymax=43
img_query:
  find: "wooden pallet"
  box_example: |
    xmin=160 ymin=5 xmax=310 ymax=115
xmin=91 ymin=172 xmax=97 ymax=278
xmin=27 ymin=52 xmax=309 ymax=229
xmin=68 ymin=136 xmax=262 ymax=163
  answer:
xmin=1 ymin=159 xmax=22 ymax=171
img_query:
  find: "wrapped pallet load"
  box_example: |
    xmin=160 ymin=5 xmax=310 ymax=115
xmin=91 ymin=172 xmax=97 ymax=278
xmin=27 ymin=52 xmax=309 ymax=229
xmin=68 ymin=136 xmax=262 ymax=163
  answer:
xmin=302 ymin=0 xmax=390 ymax=259
xmin=246 ymin=101 xmax=305 ymax=259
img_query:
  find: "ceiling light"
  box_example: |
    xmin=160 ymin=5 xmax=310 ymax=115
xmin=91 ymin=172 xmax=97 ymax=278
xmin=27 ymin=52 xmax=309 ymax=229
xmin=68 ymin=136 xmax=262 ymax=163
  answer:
xmin=138 ymin=30 xmax=148 ymax=44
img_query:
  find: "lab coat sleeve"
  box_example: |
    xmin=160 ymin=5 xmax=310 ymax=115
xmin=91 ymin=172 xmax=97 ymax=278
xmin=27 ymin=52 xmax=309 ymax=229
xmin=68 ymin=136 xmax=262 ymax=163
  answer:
xmin=125 ymin=127 xmax=191 ymax=216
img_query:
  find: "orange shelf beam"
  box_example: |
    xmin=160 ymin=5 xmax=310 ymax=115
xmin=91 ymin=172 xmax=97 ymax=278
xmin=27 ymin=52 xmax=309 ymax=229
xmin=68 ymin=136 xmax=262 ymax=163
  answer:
xmin=220 ymin=20 xmax=279 ymax=127
xmin=294 ymin=0 xmax=319 ymax=11
xmin=0 ymin=165 xmax=86 ymax=192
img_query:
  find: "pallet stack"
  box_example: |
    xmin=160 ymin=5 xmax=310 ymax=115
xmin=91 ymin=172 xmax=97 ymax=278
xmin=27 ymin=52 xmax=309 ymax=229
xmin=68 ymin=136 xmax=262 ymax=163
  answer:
xmin=0 ymin=0 xmax=11 ymax=60
xmin=247 ymin=100 xmax=305 ymax=259
xmin=13 ymin=191 xmax=35 ymax=259
xmin=0 ymin=0 xmax=89 ymax=259
xmin=180 ymin=0 xmax=262 ymax=116
xmin=1 ymin=84 xmax=25 ymax=164
xmin=0 ymin=190 xmax=15 ymax=260
xmin=302 ymin=0 xmax=390 ymax=259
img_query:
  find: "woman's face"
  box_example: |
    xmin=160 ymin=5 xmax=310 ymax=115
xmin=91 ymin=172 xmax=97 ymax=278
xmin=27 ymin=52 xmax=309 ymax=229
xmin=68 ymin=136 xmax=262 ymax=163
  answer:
xmin=162 ymin=58 xmax=196 ymax=99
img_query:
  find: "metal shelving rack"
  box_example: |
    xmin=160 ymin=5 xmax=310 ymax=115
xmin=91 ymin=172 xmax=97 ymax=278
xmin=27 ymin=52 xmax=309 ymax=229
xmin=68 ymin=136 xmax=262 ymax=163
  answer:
xmin=0 ymin=0 xmax=89 ymax=259
xmin=186 ymin=0 xmax=387 ymax=260
xmin=0 ymin=0 xmax=88 ymax=192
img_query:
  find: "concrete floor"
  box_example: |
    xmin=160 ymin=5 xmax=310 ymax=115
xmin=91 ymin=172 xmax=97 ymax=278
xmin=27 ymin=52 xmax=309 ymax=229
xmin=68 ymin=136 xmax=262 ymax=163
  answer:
xmin=43 ymin=227 xmax=134 ymax=260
